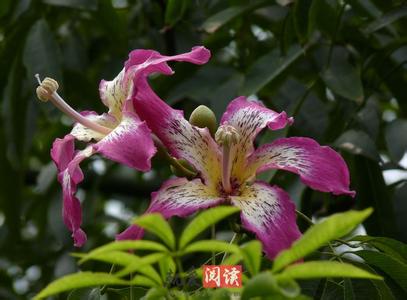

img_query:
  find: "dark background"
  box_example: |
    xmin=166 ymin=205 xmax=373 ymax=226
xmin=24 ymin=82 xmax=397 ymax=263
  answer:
xmin=0 ymin=0 xmax=406 ymax=298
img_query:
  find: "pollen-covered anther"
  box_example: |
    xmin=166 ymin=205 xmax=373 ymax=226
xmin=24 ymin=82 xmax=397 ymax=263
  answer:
xmin=215 ymin=124 xmax=240 ymax=147
xmin=36 ymin=77 xmax=59 ymax=102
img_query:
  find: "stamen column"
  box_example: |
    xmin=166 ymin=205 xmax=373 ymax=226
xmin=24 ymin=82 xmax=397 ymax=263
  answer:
xmin=215 ymin=124 xmax=239 ymax=194
xmin=35 ymin=75 xmax=112 ymax=136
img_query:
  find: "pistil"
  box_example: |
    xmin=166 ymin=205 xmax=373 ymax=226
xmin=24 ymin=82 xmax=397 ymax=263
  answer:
xmin=215 ymin=124 xmax=240 ymax=194
xmin=35 ymin=75 xmax=112 ymax=135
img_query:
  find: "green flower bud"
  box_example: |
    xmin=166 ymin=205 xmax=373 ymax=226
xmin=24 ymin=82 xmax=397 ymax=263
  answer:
xmin=189 ymin=105 xmax=217 ymax=136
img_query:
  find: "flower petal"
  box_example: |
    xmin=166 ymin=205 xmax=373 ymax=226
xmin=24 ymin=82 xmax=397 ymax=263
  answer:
xmin=51 ymin=135 xmax=95 ymax=247
xmin=220 ymin=97 xmax=293 ymax=184
xmin=99 ymin=47 xmax=210 ymax=119
xmin=230 ymin=181 xmax=301 ymax=259
xmin=248 ymin=137 xmax=356 ymax=196
xmin=70 ymin=111 xmax=117 ymax=142
xmin=94 ymin=106 xmax=156 ymax=172
xmin=117 ymin=177 xmax=223 ymax=241
xmin=133 ymin=78 xmax=222 ymax=186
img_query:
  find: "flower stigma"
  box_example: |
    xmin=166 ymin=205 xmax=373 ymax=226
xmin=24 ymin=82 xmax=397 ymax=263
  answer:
xmin=35 ymin=74 xmax=112 ymax=135
xmin=215 ymin=124 xmax=240 ymax=194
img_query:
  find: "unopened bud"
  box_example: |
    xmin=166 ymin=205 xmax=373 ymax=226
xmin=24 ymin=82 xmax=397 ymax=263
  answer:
xmin=215 ymin=124 xmax=240 ymax=147
xmin=189 ymin=105 xmax=217 ymax=136
xmin=36 ymin=77 xmax=59 ymax=102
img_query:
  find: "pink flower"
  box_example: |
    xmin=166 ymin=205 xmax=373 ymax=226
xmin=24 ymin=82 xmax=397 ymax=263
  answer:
xmin=38 ymin=47 xmax=211 ymax=247
xmin=117 ymin=55 xmax=355 ymax=259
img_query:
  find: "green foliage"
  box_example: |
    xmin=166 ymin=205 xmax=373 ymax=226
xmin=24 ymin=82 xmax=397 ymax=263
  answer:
xmin=273 ymin=208 xmax=373 ymax=271
xmin=179 ymin=206 xmax=240 ymax=249
xmin=34 ymin=206 xmax=391 ymax=299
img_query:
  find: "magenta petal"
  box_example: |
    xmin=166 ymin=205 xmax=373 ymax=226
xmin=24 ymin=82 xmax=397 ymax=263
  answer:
xmin=219 ymin=96 xmax=293 ymax=183
xmin=117 ymin=177 xmax=224 ymax=241
xmin=51 ymin=135 xmax=94 ymax=247
xmin=124 ymin=46 xmax=211 ymax=75
xmin=94 ymin=109 xmax=156 ymax=172
xmin=220 ymin=96 xmax=293 ymax=131
xmin=133 ymin=78 xmax=222 ymax=186
xmin=249 ymin=137 xmax=356 ymax=197
xmin=231 ymin=181 xmax=301 ymax=259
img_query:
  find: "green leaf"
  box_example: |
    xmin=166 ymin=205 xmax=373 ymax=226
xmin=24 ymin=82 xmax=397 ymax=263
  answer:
xmin=354 ymin=250 xmax=407 ymax=292
xmin=43 ymin=0 xmax=97 ymax=10
xmin=273 ymin=208 xmax=373 ymax=272
xmin=293 ymin=0 xmax=313 ymax=43
xmin=385 ymin=119 xmax=407 ymax=162
xmin=242 ymin=271 xmax=304 ymax=300
xmin=179 ymin=206 xmax=240 ymax=249
xmin=34 ymin=272 xmax=127 ymax=299
xmin=241 ymin=44 xmax=304 ymax=95
xmin=276 ymin=261 xmax=382 ymax=280
xmin=133 ymin=213 xmax=175 ymax=250
xmin=321 ymin=47 xmax=364 ymax=103
xmin=363 ymin=6 xmax=407 ymax=35
xmin=201 ymin=0 xmax=268 ymax=33
xmin=76 ymin=251 xmax=162 ymax=284
xmin=23 ymin=19 xmax=62 ymax=82
xmin=335 ymin=130 xmax=381 ymax=161
xmin=78 ymin=240 xmax=168 ymax=264
xmin=183 ymin=240 xmax=240 ymax=255
xmin=165 ymin=0 xmax=189 ymax=27
xmin=158 ymin=255 xmax=176 ymax=282
xmin=347 ymin=155 xmax=398 ymax=237
xmin=114 ymin=253 xmax=167 ymax=278
xmin=350 ymin=235 xmax=407 ymax=264
xmin=241 ymin=272 xmax=279 ymax=300
xmin=129 ymin=275 xmax=158 ymax=288
xmin=240 ymin=241 xmax=262 ymax=276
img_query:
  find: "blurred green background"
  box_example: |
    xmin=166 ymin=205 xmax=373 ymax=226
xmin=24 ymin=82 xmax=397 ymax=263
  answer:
xmin=0 ymin=0 xmax=406 ymax=298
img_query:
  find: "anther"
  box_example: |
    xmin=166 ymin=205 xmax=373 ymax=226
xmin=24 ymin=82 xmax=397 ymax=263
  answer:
xmin=34 ymin=74 xmax=112 ymax=136
xmin=215 ymin=124 xmax=240 ymax=147
xmin=36 ymin=75 xmax=59 ymax=102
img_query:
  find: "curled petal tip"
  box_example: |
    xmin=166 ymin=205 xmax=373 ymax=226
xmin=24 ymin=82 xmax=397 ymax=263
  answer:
xmin=73 ymin=228 xmax=87 ymax=247
xmin=190 ymin=46 xmax=211 ymax=64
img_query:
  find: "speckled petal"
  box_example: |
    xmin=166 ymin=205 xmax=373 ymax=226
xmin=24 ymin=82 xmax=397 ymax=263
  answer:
xmin=231 ymin=181 xmax=301 ymax=259
xmin=70 ymin=111 xmax=117 ymax=142
xmin=50 ymin=135 xmax=95 ymax=247
xmin=248 ymin=137 xmax=356 ymax=196
xmin=133 ymin=78 xmax=222 ymax=187
xmin=94 ymin=104 xmax=156 ymax=172
xmin=220 ymin=97 xmax=293 ymax=184
xmin=117 ymin=177 xmax=224 ymax=241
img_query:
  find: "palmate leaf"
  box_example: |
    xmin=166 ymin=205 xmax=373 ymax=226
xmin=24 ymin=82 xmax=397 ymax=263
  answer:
xmin=240 ymin=241 xmax=262 ymax=277
xmin=179 ymin=206 xmax=240 ymax=249
xmin=75 ymin=251 xmax=162 ymax=285
xmin=272 ymin=208 xmax=373 ymax=272
xmin=78 ymin=240 xmax=168 ymax=264
xmin=242 ymin=271 xmax=305 ymax=300
xmin=182 ymin=240 xmax=240 ymax=255
xmin=34 ymin=272 xmax=128 ymax=299
xmin=114 ymin=253 xmax=167 ymax=278
xmin=276 ymin=261 xmax=382 ymax=281
xmin=133 ymin=213 xmax=175 ymax=250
